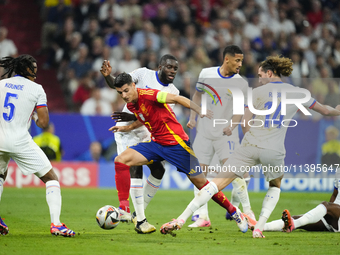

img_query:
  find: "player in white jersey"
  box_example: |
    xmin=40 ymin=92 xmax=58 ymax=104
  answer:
xmin=247 ymin=171 xmax=340 ymax=233
xmin=0 ymin=55 xmax=75 ymax=237
xmin=187 ymin=45 xmax=255 ymax=227
xmin=160 ymin=55 xmax=340 ymax=238
xmin=100 ymin=55 xmax=180 ymax=233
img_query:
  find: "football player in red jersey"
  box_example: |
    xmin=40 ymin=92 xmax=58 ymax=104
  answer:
xmin=101 ymin=55 xmax=179 ymax=222
xmin=109 ymin=72 xmax=248 ymax=235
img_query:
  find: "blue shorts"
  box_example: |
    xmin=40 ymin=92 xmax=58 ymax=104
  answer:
xmin=129 ymin=140 xmax=201 ymax=176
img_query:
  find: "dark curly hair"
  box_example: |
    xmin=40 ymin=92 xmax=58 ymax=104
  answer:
xmin=259 ymin=55 xmax=293 ymax=77
xmin=0 ymin=54 xmax=37 ymax=79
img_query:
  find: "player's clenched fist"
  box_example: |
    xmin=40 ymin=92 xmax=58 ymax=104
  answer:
xmin=222 ymin=126 xmax=232 ymax=136
xmin=186 ymin=119 xmax=196 ymax=129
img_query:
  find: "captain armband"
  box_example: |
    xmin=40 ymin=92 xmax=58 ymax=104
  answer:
xmin=156 ymin=91 xmax=168 ymax=103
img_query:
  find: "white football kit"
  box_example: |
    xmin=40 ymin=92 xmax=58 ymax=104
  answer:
xmin=193 ymin=67 xmax=249 ymax=165
xmin=0 ymin=75 xmax=52 ymax=177
xmin=332 ymin=170 xmax=340 ymax=205
xmin=115 ymin=68 xmax=179 ymax=154
xmin=319 ymin=169 xmax=340 ymax=232
xmin=323 ymin=169 xmax=340 ymax=232
xmin=227 ymin=81 xmax=316 ymax=181
xmin=321 ymin=217 xmax=340 ymax=233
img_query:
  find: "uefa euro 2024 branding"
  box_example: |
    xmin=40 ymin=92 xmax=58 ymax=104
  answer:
xmin=200 ymin=84 xmax=312 ymax=128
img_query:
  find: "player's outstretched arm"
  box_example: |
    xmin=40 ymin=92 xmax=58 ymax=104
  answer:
xmin=312 ymin=102 xmax=340 ymax=116
xmin=109 ymin=120 xmax=143 ymax=133
xmin=160 ymin=92 xmax=213 ymax=119
xmin=100 ymin=60 xmax=115 ymax=89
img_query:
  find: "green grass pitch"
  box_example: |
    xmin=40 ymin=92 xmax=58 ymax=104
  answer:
xmin=0 ymin=188 xmax=339 ymax=255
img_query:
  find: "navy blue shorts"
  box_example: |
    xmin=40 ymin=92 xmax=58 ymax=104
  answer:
xmin=129 ymin=140 xmax=201 ymax=176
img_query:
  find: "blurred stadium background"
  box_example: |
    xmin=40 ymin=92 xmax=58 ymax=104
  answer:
xmin=1 ymin=0 xmax=340 ymax=191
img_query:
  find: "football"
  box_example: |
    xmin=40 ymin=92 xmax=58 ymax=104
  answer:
xmin=96 ymin=205 xmax=121 ymax=230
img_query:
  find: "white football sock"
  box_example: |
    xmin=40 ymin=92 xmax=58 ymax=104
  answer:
xmin=192 ymin=186 xmax=209 ymax=221
xmin=232 ymin=178 xmax=251 ymax=213
xmin=46 ymin=180 xmax=61 ymax=225
xmin=192 ymin=175 xmax=214 ymax=221
xmin=334 ymin=193 xmax=340 ymax=205
xmin=255 ymin=187 xmax=281 ymax=231
xmin=264 ymin=219 xmax=284 ymax=231
xmin=230 ymin=185 xmax=240 ymax=207
xmin=178 ymin=182 xmax=218 ymax=222
xmin=143 ymin=174 xmax=161 ymax=210
xmin=244 ymin=175 xmax=250 ymax=186
xmin=0 ymin=177 xmax=4 ymax=202
xmin=334 ymin=180 xmax=340 ymax=205
xmin=130 ymin=178 xmax=145 ymax=222
xmin=294 ymin=204 xmax=327 ymax=229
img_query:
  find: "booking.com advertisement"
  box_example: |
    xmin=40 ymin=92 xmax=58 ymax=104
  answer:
xmin=188 ymin=75 xmax=340 ymax=193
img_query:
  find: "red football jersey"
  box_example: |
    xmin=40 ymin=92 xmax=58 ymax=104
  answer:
xmin=127 ymin=88 xmax=189 ymax=145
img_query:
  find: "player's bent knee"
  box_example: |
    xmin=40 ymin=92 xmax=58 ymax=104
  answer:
xmin=269 ymin=177 xmax=282 ymax=188
xmin=40 ymin=169 xmax=58 ymax=183
xmin=114 ymin=154 xmax=126 ymax=163
xmin=321 ymin=201 xmax=329 ymax=208
xmin=114 ymin=155 xmax=122 ymax=163
xmin=114 ymin=154 xmax=132 ymax=166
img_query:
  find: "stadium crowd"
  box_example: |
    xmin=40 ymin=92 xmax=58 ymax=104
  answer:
xmin=33 ymin=0 xmax=340 ymax=117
